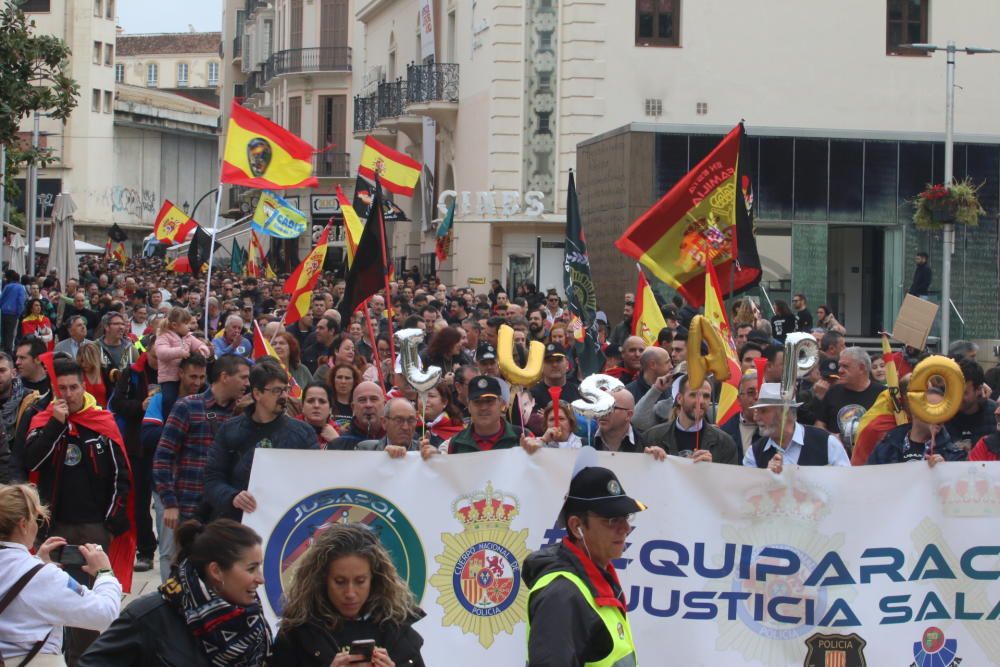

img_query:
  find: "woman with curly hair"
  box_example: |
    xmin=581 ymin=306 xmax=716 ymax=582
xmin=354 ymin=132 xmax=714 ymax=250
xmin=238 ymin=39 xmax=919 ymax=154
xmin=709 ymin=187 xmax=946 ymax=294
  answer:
xmin=269 ymin=523 xmax=425 ymax=667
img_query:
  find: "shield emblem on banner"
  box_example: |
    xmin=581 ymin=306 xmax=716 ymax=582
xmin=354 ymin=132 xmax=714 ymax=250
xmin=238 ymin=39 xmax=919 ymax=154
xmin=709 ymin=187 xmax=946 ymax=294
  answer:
xmin=803 ymin=633 xmax=867 ymax=667
xmin=247 ymin=137 xmax=272 ymax=177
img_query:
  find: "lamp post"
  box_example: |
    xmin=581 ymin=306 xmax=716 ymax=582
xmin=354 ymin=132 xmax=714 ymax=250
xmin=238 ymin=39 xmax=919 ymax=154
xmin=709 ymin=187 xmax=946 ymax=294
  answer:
xmin=902 ymin=41 xmax=1000 ymax=350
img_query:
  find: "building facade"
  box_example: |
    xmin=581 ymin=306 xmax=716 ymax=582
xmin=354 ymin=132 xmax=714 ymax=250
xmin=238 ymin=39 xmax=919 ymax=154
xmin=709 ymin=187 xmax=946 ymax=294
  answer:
xmin=571 ymin=0 xmax=1000 ymax=344
xmin=115 ymin=31 xmax=222 ymax=96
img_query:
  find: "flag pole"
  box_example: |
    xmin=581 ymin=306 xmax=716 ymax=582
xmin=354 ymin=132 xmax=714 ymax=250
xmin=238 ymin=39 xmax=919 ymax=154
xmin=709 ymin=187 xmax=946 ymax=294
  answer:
xmin=373 ymin=178 xmax=397 ymax=364
xmin=362 ymin=300 xmax=386 ymax=393
xmin=203 ymin=184 xmax=224 ymax=337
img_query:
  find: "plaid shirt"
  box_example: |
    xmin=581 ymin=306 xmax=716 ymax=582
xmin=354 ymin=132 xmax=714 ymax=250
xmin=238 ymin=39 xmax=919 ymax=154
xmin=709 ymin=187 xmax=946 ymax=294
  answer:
xmin=153 ymin=388 xmax=239 ymax=519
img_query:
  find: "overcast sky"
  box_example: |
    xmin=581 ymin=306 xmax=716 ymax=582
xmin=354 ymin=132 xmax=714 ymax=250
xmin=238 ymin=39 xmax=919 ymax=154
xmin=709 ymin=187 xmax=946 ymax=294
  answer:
xmin=117 ymin=1 xmax=222 ymax=34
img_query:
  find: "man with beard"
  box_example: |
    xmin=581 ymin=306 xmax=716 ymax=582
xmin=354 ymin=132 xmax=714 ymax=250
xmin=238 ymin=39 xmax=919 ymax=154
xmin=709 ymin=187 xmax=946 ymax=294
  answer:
xmin=720 ymin=370 xmax=761 ymax=458
xmin=944 ymin=358 xmax=997 ymax=451
xmin=744 ymin=383 xmax=850 ymax=469
xmin=301 ymin=316 xmax=339 ymax=372
xmin=528 ymin=308 xmax=548 ymax=343
xmin=608 ymin=298 xmax=634 ymax=349
xmin=328 ymin=381 xmax=386 ymax=450
xmin=644 ymin=375 xmax=738 ymax=464
xmin=204 ymin=360 xmax=317 ymax=522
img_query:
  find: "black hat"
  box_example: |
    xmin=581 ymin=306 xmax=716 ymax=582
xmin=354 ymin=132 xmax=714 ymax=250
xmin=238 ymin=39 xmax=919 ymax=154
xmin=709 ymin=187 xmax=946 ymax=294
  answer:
xmin=476 ymin=343 xmax=497 ymax=361
xmin=662 ymin=306 xmax=678 ymax=321
xmin=468 ymin=375 xmax=502 ymax=401
xmin=820 ymin=357 xmax=840 ymax=379
xmin=544 ymin=343 xmax=566 ymax=359
xmin=561 ymin=466 xmax=646 ymax=519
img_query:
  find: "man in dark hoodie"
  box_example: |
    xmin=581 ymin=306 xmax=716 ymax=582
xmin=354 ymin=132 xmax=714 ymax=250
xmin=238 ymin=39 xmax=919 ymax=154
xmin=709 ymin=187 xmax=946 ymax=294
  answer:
xmin=523 ymin=466 xmax=645 ymax=666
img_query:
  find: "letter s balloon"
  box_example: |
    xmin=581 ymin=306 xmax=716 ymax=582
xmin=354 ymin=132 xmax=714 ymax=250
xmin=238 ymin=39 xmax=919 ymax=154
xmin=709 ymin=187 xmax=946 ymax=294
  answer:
xmin=571 ymin=374 xmax=625 ymax=420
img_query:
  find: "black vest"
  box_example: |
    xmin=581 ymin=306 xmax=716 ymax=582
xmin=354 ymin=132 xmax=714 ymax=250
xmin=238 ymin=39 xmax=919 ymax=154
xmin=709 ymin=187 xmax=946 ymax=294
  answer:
xmin=751 ymin=425 xmax=830 ymax=468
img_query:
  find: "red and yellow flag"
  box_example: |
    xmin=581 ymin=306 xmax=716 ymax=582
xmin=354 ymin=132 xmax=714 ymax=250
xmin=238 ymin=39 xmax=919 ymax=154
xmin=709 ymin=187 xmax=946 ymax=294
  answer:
xmin=222 ymin=101 xmax=318 ymax=190
xmin=615 ymin=124 xmax=761 ymax=308
xmin=358 ymin=135 xmax=422 ymax=197
xmin=704 ymin=262 xmax=742 ymax=425
xmin=336 ymin=185 xmax=364 ymax=268
xmin=284 ymin=223 xmax=332 ymax=325
xmin=852 ymin=335 xmax=908 ymax=465
xmin=153 ymin=200 xmax=197 ymax=245
xmin=632 ymin=267 xmax=667 ymax=346
xmin=251 ymin=322 xmax=302 ymax=398
xmin=112 ymin=242 xmax=128 ymax=265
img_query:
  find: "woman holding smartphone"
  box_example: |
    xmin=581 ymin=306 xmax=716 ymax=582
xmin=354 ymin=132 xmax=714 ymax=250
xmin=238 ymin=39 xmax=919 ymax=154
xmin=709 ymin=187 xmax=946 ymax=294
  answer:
xmin=269 ymin=523 xmax=425 ymax=667
xmin=0 ymin=483 xmax=121 ymax=666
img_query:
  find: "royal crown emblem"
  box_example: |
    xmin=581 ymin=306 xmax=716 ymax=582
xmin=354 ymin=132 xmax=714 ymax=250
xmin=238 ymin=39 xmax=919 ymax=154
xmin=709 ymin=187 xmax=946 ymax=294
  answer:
xmin=937 ymin=467 xmax=1000 ymax=517
xmin=429 ymin=482 xmax=529 ymax=648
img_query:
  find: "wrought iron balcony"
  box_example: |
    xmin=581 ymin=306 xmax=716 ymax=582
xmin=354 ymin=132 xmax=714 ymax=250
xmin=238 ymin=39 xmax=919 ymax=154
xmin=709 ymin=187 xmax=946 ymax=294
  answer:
xmin=314 ymin=152 xmax=351 ymax=178
xmin=244 ymin=70 xmax=265 ymax=99
xmin=266 ymin=47 xmax=351 ymax=84
xmin=353 ymin=93 xmax=379 ymax=133
xmin=406 ymin=62 xmax=459 ymax=104
xmin=377 ymin=78 xmax=408 ymax=118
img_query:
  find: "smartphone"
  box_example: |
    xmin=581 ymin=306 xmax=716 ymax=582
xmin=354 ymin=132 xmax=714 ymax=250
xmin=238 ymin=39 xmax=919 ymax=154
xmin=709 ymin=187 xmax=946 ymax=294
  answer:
xmin=54 ymin=544 xmax=86 ymax=567
xmin=349 ymin=639 xmax=376 ymax=661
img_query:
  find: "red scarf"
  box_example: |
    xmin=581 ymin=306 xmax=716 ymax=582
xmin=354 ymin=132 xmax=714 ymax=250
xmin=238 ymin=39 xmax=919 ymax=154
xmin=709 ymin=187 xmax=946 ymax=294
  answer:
xmin=31 ymin=352 xmax=137 ymax=591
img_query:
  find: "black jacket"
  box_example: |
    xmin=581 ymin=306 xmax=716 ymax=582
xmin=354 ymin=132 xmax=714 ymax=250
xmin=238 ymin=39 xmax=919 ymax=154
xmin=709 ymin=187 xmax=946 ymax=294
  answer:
xmin=523 ymin=540 xmax=629 ymax=667
xmin=269 ymin=614 xmax=426 ymax=667
xmin=868 ymin=424 xmax=967 ymax=464
xmin=909 ymin=263 xmax=932 ymax=296
xmin=78 ymin=592 xmax=212 ymax=667
xmin=204 ymin=411 xmax=318 ymax=521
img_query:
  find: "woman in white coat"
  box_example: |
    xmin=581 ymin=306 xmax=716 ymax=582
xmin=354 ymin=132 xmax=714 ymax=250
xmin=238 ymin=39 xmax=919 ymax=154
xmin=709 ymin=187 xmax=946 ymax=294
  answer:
xmin=0 ymin=484 xmax=121 ymax=666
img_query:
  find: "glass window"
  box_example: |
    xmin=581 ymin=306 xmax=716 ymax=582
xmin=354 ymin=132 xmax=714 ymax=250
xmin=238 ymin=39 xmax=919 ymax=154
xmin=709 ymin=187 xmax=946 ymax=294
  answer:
xmin=106 ymin=0 xmax=114 ymax=19
xmin=146 ymin=63 xmax=158 ymax=87
xmin=829 ymin=140 xmax=864 ymax=221
xmin=94 ymin=0 xmax=102 ymax=17
xmin=758 ymin=138 xmax=794 ymax=220
xmin=863 ymin=141 xmax=898 ymax=222
xmin=114 ymin=63 xmax=124 ymax=83
xmin=794 ymin=139 xmax=829 ymax=220
xmin=966 ymin=144 xmax=1000 ymax=216
xmin=654 ymin=135 xmax=689 ymax=197
xmin=208 ymin=61 xmax=219 ymax=86
xmin=103 ymin=90 xmax=112 ymax=113
xmin=636 ymin=0 xmax=680 ymax=47
xmin=177 ymin=63 xmax=189 ymax=86
xmin=898 ymin=141 xmax=933 ymax=221
xmin=104 ymin=43 xmax=113 ymax=66
xmin=886 ymin=0 xmax=929 ymax=56
xmin=93 ymin=41 xmax=102 ymax=65
xmin=91 ymin=89 xmax=101 ymax=112
xmin=19 ymin=0 xmax=51 ymax=11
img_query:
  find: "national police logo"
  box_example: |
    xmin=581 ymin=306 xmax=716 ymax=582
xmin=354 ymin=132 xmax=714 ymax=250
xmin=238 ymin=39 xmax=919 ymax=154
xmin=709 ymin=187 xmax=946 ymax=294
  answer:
xmin=429 ymin=482 xmax=529 ymax=648
xmin=803 ymin=632 xmax=867 ymax=667
xmin=263 ymin=489 xmax=425 ymax=615
xmin=910 ymin=626 xmax=961 ymax=667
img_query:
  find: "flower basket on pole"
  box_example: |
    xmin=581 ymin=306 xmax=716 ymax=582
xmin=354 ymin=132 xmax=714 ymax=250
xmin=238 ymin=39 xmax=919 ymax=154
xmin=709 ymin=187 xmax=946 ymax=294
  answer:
xmin=912 ymin=179 xmax=985 ymax=230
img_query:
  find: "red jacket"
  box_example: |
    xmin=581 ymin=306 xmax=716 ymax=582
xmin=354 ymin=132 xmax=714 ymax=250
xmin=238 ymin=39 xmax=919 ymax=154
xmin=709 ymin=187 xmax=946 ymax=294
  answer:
xmin=969 ymin=435 xmax=1000 ymax=461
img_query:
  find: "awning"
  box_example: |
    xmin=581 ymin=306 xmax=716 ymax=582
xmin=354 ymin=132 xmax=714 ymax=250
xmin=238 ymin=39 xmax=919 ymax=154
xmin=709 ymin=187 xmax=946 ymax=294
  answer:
xmin=166 ymin=215 xmax=253 ymax=257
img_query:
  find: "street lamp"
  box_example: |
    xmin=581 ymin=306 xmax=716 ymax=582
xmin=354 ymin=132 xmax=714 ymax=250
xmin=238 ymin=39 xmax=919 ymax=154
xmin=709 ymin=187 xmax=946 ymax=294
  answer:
xmin=901 ymin=41 xmax=1000 ymax=351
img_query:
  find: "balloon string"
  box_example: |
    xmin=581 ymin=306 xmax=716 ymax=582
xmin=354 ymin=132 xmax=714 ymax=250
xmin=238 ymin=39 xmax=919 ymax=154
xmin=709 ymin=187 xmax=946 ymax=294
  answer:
xmin=929 ymin=429 xmax=936 ymax=458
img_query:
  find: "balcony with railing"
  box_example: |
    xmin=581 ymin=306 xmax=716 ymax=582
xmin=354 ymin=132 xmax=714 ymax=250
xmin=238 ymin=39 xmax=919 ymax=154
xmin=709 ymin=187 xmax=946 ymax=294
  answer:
xmin=313 ymin=152 xmax=351 ymax=178
xmin=376 ymin=78 xmax=422 ymax=139
xmin=405 ymin=62 xmax=459 ymax=124
xmin=353 ymin=93 xmax=378 ymax=134
xmin=264 ymin=47 xmax=351 ymax=86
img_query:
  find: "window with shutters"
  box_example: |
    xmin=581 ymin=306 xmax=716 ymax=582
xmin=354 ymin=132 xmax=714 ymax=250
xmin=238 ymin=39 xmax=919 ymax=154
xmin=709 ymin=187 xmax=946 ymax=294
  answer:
xmin=636 ymin=0 xmax=680 ymax=47
xmin=320 ymin=0 xmax=349 ymax=47
xmin=288 ymin=96 xmax=302 ymax=137
xmin=114 ymin=63 xmax=124 ymax=83
xmin=291 ymin=0 xmax=303 ymax=50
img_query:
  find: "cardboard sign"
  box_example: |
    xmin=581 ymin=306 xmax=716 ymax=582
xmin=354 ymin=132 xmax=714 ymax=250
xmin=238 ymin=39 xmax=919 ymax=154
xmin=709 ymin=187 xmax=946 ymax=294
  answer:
xmin=892 ymin=294 xmax=939 ymax=349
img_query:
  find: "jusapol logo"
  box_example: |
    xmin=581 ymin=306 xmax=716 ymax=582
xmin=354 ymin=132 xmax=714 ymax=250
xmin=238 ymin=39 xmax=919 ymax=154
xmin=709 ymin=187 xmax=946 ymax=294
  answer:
xmin=910 ymin=626 xmax=961 ymax=667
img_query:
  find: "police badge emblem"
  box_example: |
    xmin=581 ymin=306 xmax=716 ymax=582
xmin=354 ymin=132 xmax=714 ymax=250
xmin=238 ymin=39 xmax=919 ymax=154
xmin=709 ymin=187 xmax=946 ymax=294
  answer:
xmin=430 ymin=483 xmax=529 ymax=648
xmin=247 ymin=138 xmax=272 ymax=177
xmin=803 ymin=631 xmax=867 ymax=667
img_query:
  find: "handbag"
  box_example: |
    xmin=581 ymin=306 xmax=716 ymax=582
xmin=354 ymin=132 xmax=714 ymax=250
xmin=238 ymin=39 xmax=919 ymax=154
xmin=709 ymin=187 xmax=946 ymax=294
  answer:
xmin=0 ymin=561 xmax=52 ymax=666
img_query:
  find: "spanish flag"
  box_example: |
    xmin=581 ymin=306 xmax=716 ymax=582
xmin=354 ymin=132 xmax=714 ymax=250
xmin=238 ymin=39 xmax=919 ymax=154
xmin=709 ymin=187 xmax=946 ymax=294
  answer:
xmin=615 ymin=123 xmax=761 ymax=308
xmin=336 ymin=185 xmax=364 ymax=268
xmin=358 ymin=135 xmax=422 ymax=197
xmin=632 ymin=267 xmax=667 ymax=346
xmin=112 ymin=242 xmax=128 ymax=265
xmin=222 ymin=101 xmax=318 ymax=189
xmin=251 ymin=322 xmax=302 ymax=398
xmin=246 ymin=230 xmax=275 ymax=278
xmin=153 ymin=200 xmax=197 ymax=245
xmin=704 ymin=262 xmax=742 ymax=425
xmin=284 ymin=222 xmax=332 ymax=325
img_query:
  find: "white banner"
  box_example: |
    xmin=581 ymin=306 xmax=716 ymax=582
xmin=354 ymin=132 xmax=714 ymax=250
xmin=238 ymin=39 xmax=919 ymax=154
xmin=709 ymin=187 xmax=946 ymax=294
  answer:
xmin=246 ymin=450 xmax=1000 ymax=666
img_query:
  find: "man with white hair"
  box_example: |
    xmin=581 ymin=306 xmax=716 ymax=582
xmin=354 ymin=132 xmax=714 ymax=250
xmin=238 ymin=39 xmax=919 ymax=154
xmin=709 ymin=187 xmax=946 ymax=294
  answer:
xmin=815 ymin=347 xmax=884 ymax=434
xmin=212 ymin=315 xmax=252 ymax=359
xmin=744 ymin=383 xmax=850 ymax=470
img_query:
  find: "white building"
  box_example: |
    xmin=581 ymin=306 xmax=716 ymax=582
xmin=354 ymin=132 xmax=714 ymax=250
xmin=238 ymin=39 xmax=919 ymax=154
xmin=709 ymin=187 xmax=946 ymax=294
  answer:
xmin=115 ymin=31 xmax=222 ymax=93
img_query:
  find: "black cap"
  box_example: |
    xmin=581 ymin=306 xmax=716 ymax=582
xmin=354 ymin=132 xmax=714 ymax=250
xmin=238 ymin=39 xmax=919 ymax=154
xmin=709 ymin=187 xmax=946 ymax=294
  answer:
xmin=820 ymin=357 xmax=840 ymax=379
xmin=561 ymin=467 xmax=646 ymax=519
xmin=544 ymin=343 xmax=566 ymax=359
xmin=747 ymin=330 xmax=771 ymax=346
xmin=662 ymin=306 xmax=678 ymax=321
xmin=477 ymin=343 xmax=497 ymax=361
xmin=468 ymin=375 xmax=502 ymax=401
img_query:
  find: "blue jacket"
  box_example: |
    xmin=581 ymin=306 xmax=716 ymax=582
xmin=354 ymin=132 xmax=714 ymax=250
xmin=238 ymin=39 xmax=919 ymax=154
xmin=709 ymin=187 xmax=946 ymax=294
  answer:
xmin=868 ymin=424 xmax=967 ymax=464
xmin=0 ymin=282 xmax=26 ymax=317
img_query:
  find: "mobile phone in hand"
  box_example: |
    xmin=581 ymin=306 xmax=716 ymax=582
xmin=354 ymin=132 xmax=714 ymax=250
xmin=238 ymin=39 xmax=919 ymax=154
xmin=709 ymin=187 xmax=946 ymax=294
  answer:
xmin=349 ymin=639 xmax=376 ymax=661
xmin=54 ymin=544 xmax=86 ymax=567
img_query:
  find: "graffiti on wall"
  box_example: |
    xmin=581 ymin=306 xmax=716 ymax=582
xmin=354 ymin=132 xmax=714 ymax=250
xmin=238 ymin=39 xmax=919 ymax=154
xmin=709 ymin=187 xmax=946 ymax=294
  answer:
xmin=105 ymin=186 xmax=157 ymax=218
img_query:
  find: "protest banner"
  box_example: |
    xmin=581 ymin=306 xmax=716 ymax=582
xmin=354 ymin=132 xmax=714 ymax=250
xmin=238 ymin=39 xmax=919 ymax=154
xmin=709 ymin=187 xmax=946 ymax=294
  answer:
xmin=246 ymin=449 xmax=1000 ymax=666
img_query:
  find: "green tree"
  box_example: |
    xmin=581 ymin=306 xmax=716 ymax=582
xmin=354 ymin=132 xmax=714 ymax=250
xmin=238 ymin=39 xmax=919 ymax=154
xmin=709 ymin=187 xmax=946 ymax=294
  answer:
xmin=1 ymin=5 xmax=79 ymax=223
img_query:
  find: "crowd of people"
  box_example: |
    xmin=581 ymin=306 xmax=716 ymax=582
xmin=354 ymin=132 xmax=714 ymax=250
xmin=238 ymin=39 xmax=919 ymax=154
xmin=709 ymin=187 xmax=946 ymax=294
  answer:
xmin=0 ymin=251 xmax=996 ymax=666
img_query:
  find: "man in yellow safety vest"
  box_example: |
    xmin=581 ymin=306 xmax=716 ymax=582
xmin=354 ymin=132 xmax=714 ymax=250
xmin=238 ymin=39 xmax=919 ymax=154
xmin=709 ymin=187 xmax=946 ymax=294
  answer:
xmin=523 ymin=466 xmax=646 ymax=666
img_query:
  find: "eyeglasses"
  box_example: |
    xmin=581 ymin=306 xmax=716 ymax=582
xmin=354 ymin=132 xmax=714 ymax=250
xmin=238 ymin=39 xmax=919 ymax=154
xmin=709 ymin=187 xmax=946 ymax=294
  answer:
xmin=589 ymin=513 xmax=635 ymax=532
xmin=261 ymin=385 xmax=290 ymax=395
xmin=388 ymin=416 xmax=418 ymax=426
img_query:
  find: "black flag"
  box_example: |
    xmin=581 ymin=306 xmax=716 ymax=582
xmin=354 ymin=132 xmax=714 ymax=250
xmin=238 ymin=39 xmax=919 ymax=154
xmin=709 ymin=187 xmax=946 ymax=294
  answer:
xmin=563 ymin=170 xmax=604 ymax=376
xmin=187 ymin=225 xmax=213 ymax=275
xmin=108 ymin=223 xmax=128 ymax=242
xmin=353 ymin=174 xmax=409 ymax=222
xmin=338 ymin=179 xmax=390 ymax=321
